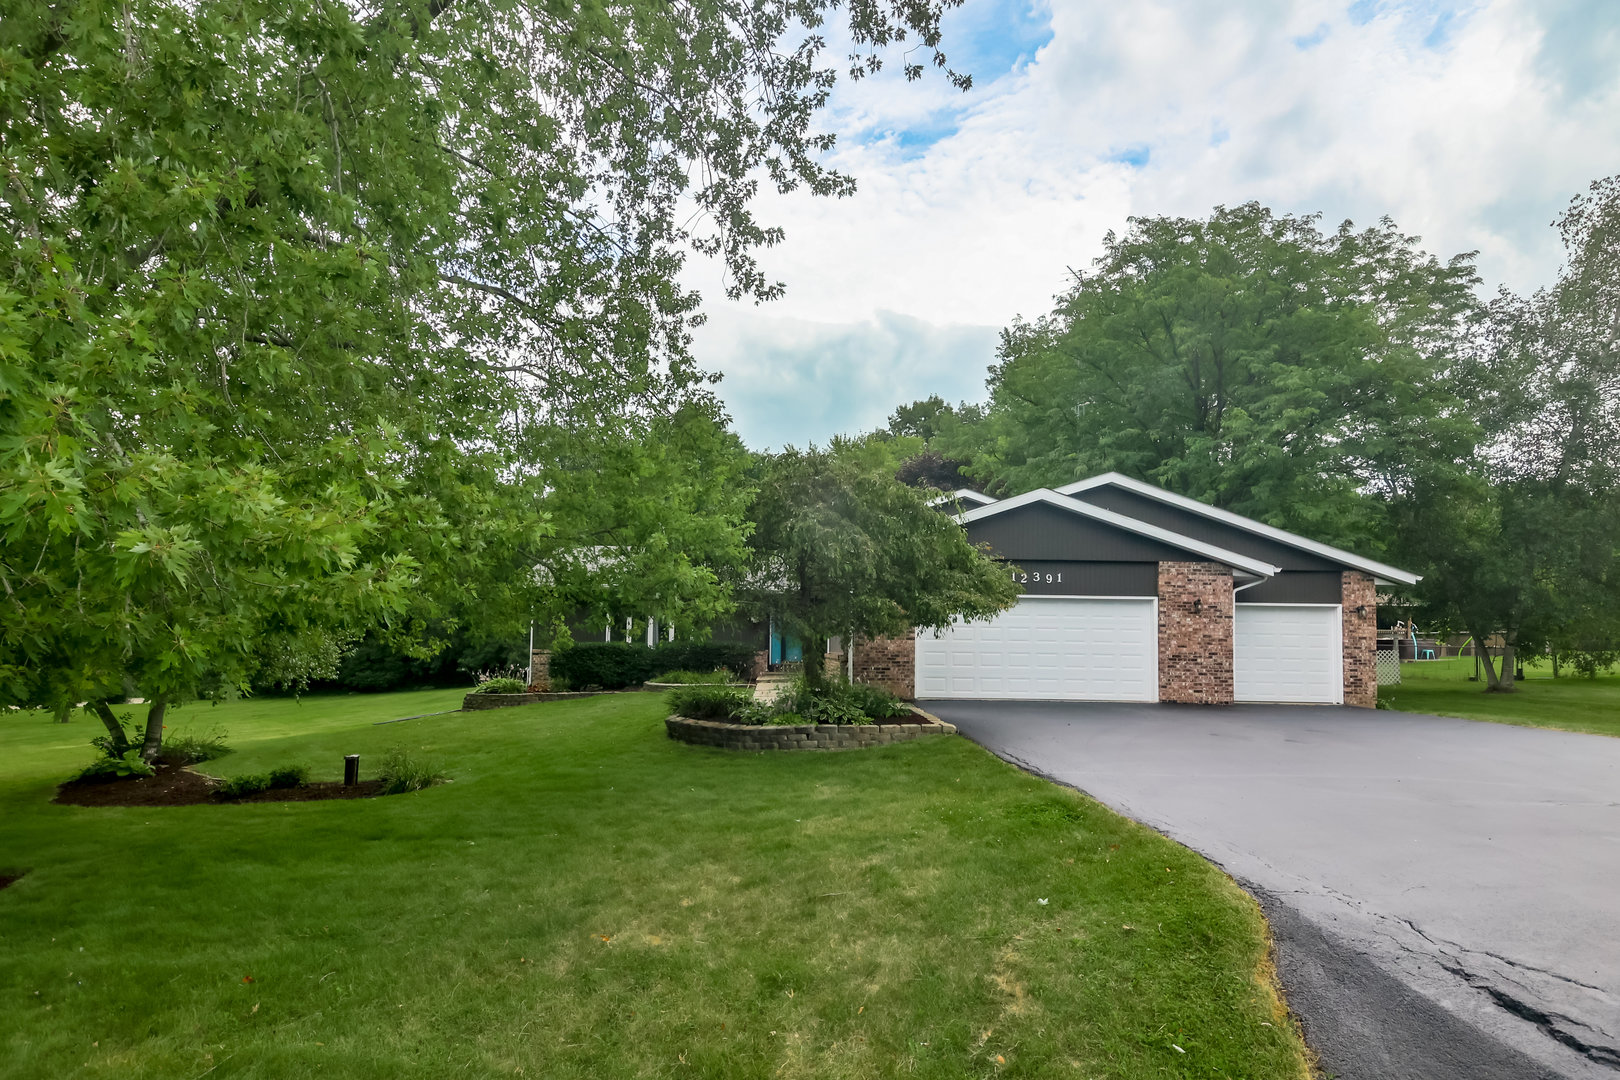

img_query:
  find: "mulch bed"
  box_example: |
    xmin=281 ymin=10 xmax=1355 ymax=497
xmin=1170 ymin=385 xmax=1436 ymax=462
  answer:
xmin=54 ymin=764 xmax=385 ymax=808
xmin=0 ymin=872 xmax=24 ymax=890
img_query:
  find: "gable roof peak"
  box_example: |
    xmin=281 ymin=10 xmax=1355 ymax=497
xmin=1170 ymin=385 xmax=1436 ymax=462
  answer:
xmin=955 ymin=488 xmax=1280 ymax=579
xmin=1054 ymin=473 xmax=1421 ymax=586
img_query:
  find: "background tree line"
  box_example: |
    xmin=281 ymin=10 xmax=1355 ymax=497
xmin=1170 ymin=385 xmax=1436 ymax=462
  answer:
xmin=881 ymin=180 xmax=1620 ymax=689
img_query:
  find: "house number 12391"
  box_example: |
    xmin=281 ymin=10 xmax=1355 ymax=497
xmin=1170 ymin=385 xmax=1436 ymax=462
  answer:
xmin=1012 ymin=570 xmax=1061 ymax=584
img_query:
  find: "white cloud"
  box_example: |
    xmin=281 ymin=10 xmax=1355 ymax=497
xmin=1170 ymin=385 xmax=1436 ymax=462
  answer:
xmin=688 ymin=0 xmax=1620 ymax=448
xmin=696 ymin=308 xmax=998 ymax=450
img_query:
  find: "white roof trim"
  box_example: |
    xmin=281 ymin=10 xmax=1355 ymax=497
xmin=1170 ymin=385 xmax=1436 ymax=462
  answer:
xmin=926 ymin=488 xmax=997 ymax=508
xmin=956 ymin=489 xmax=1281 ymax=579
xmin=1055 ymin=472 xmax=1422 ymax=586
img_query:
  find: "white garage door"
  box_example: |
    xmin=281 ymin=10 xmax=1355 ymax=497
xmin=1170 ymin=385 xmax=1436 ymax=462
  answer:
xmin=1234 ymin=604 xmax=1342 ymax=704
xmin=915 ymin=597 xmax=1158 ymax=701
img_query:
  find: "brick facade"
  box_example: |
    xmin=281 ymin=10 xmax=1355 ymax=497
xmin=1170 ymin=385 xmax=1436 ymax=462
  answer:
xmin=1341 ymin=571 xmax=1377 ymax=708
xmin=852 ymin=634 xmax=916 ymax=700
xmin=1157 ymin=561 xmax=1235 ymax=704
xmin=528 ymin=649 xmax=551 ymax=693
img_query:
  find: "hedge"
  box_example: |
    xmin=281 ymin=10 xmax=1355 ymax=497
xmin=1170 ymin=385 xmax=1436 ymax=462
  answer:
xmin=550 ymin=640 xmax=758 ymax=690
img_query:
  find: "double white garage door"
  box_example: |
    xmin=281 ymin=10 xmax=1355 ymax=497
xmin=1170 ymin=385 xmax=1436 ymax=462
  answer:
xmin=915 ymin=598 xmax=1342 ymax=704
xmin=915 ymin=598 xmax=1159 ymax=701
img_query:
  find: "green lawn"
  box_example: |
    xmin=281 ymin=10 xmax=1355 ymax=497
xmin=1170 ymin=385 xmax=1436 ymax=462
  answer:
xmin=2 ymin=691 xmax=1308 ymax=1079
xmin=1381 ymin=656 xmax=1620 ymax=737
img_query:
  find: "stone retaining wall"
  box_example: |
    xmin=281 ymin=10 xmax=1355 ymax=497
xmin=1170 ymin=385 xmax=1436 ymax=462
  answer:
xmin=666 ymin=714 xmax=955 ymax=751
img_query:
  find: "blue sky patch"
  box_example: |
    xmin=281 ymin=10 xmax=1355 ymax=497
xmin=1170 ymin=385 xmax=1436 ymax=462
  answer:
xmin=940 ymin=0 xmax=1054 ymax=84
xmin=1294 ymin=22 xmax=1332 ymax=49
xmin=1348 ymin=0 xmax=1381 ymax=26
xmin=1108 ymin=144 xmax=1152 ymax=168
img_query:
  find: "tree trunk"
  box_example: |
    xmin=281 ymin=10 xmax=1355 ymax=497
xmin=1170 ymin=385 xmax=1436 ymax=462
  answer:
xmin=90 ymin=701 xmax=131 ymax=754
xmin=1471 ymin=628 xmax=1503 ymax=689
xmin=1479 ymin=631 xmax=1519 ymax=693
xmin=801 ymin=634 xmax=827 ymax=690
xmin=1552 ymin=650 xmax=1560 ymax=678
xmin=1498 ymin=631 xmax=1518 ymax=691
xmin=139 ymin=697 xmax=168 ymax=763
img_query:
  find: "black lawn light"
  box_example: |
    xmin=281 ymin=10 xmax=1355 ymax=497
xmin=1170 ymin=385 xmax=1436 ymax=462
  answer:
xmin=343 ymin=754 xmax=360 ymax=787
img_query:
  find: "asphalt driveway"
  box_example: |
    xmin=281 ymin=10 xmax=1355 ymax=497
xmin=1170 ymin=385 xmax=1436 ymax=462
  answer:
xmin=921 ymin=700 xmax=1620 ymax=1079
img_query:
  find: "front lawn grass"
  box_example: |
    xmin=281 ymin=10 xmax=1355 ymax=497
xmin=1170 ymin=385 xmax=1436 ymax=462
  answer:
xmin=1 ymin=691 xmax=1309 ymax=1079
xmin=1381 ymin=656 xmax=1620 ymax=737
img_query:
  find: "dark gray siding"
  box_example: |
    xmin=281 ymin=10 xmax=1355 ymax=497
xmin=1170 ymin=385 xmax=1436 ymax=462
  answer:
xmin=1236 ymin=572 xmax=1343 ymax=604
xmin=1068 ymin=486 xmax=1346 ymax=572
xmin=966 ymin=503 xmax=1195 ymax=563
xmin=998 ymin=560 xmax=1159 ymax=597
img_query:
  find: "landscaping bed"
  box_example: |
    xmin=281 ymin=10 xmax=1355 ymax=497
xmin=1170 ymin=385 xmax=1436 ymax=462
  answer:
xmin=55 ymin=764 xmax=385 ymax=806
xmin=666 ymin=712 xmax=955 ymax=750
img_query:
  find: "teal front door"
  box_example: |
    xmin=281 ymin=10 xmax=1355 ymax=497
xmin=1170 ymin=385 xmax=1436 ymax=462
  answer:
xmin=769 ymin=622 xmax=802 ymax=665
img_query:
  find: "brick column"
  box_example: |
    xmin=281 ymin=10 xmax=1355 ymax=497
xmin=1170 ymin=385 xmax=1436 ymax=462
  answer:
xmin=528 ymin=649 xmax=551 ymax=693
xmin=1157 ymin=562 xmax=1235 ymax=704
xmin=851 ymin=634 xmax=916 ymax=700
xmin=1342 ymin=571 xmax=1377 ymax=708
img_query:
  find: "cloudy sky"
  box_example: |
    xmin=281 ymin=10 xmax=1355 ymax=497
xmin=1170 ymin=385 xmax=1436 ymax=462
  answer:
xmin=682 ymin=0 xmax=1620 ymax=449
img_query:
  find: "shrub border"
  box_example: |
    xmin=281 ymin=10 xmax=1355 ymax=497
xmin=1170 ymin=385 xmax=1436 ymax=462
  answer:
xmin=462 ymin=691 xmax=625 ymax=710
xmin=642 ymin=680 xmax=749 ymax=691
xmin=666 ymin=706 xmax=956 ymax=751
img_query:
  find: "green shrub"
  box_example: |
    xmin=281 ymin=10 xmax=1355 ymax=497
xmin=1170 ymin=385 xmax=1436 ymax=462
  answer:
xmin=377 ymin=748 xmax=447 ymax=794
xmin=267 ymin=765 xmax=308 ymax=789
xmin=666 ymin=678 xmax=904 ymax=728
xmin=472 ymin=676 xmax=529 ymax=695
xmin=217 ymin=773 xmax=272 ymax=798
xmin=805 ymin=696 xmax=871 ymax=726
xmin=655 ymin=641 xmax=757 ymax=680
xmin=649 ymin=669 xmax=731 ymax=684
xmin=89 ymin=712 xmax=144 ymax=759
xmin=161 ymin=726 xmax=231 ymax=764
xmin=769 ymin=677 xmax=907 ymax=726
xmin=550 ymin=642 xmax=658 ymax=690
xmin=664 ymin=684 xmax=753 ymax=721
xmin=728 ymin=700 xmax=778 ymax=725
xmin=551 ymin=640 xmax=758 ymax=690
xmin=76 ymin=750 xmax=155 ymax=781
xmin=842 ymin=682 xmax=910 ymax=720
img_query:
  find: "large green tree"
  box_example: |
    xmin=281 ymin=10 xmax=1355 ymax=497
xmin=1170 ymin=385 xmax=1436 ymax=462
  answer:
xmin=0 ymin=0 xmax=964 ymax=756
xmin=742 ymin=441 xmax=1017 ymax=688
xmin=1397 ymin=177 xmax=1620 ymax=688
xmin=944 ymin=204 xmax=1481 ymax=553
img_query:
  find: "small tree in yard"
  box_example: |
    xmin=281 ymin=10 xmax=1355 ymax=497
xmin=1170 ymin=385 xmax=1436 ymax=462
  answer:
xmin=743 ymin=443 xmax=1019 ymax=688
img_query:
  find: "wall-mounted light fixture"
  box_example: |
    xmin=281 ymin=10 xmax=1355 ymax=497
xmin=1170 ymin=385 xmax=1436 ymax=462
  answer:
xmin=1192 ymin=598 xmax=1203 ymax=614
xmin=1357 ymin=605 xmax=1367 ymax=617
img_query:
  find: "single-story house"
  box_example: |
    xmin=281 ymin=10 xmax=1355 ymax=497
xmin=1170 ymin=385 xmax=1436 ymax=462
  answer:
xmin=852 ymin=473 xmax=1420 ymax=707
